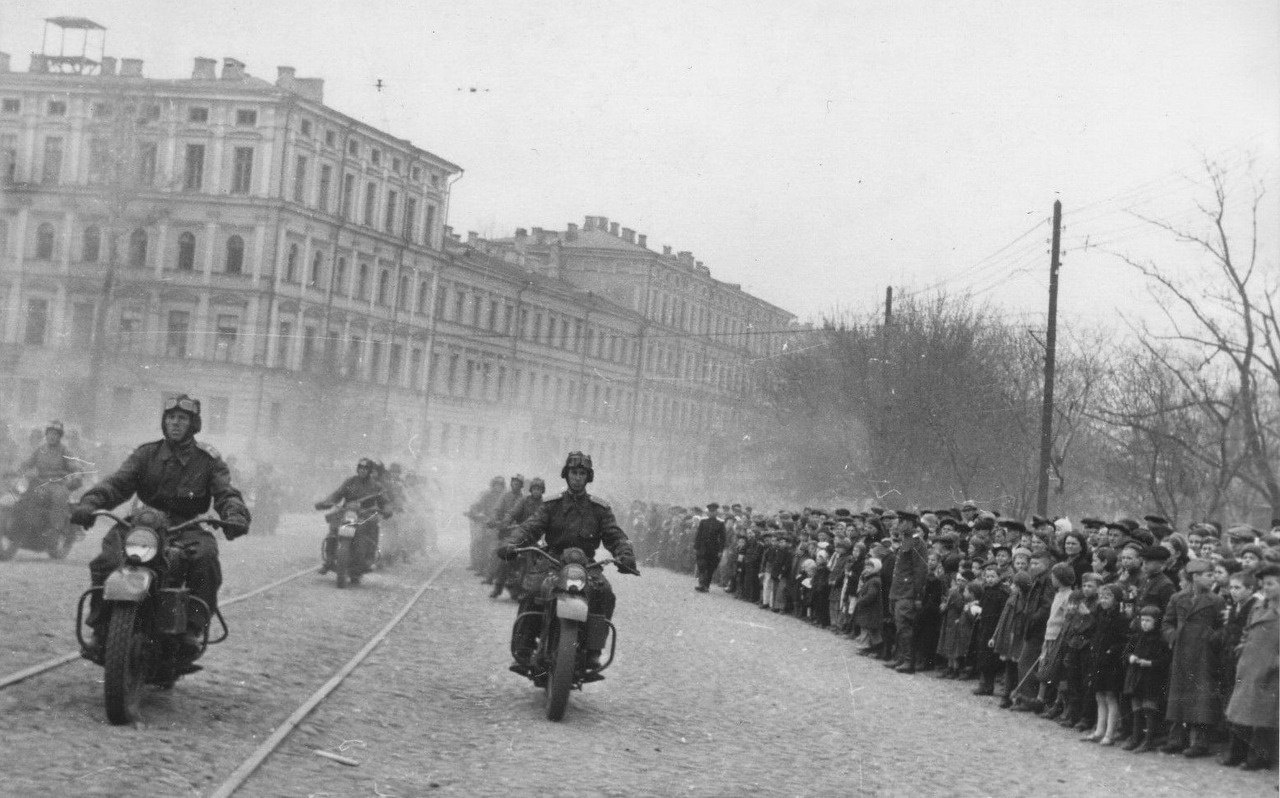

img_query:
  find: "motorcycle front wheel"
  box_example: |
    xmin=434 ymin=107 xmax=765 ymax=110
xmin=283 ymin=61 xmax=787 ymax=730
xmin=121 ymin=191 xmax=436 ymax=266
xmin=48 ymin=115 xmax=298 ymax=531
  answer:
xmin=545 ymin=618 xmax=578 ymax=721
xmin=47 ymin=531 xmax=73 ymax=560
xmin=104 ymin=604 xmax=148 ymax=725
xmin=335 ymin=538 xmax=351 ymax=589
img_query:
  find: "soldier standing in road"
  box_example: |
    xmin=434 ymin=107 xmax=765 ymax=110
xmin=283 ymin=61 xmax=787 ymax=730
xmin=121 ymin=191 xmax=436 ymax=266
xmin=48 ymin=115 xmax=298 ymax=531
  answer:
xmin=694 ymin=502 xmax=726 ymax=593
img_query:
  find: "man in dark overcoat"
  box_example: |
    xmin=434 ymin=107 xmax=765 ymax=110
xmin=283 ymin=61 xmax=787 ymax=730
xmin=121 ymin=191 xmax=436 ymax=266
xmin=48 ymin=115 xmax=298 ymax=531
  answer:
xmin=694 ymin=503 xmax=727 ymax=592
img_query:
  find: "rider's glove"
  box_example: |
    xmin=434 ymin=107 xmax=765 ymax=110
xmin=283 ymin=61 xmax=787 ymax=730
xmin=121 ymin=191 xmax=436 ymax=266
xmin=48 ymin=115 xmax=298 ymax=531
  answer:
xmin=70 ymin=504 xmax=97 ymax=528
xmin=496 ymin=544 xmax=518 ymax=561
xmin=616 ymin=554 xmax=639 ymax=575
xmin=314 ymin=501 xmax=332 ymax=511
xmin=222 ymin=515 xmax=250 ymax=540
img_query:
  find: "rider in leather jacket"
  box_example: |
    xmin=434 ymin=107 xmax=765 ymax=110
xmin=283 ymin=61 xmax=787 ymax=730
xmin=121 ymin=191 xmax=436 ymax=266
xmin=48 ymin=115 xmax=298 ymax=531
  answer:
xmin=499 ymin=452 xmax=638 ymax=673
xmin=315 ymin=458 xmax=391 ymax=582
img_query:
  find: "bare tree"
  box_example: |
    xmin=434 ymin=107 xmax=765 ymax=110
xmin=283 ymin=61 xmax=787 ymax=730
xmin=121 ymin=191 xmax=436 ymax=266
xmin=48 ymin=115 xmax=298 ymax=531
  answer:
xmin=1105 ymin=161 xmax=1279 ymax=522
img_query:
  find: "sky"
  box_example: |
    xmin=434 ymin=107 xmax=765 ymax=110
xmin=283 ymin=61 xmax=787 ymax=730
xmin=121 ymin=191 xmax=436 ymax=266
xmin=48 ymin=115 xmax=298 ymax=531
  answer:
xmin=3 ymin=0 xmax=1277 ymax=331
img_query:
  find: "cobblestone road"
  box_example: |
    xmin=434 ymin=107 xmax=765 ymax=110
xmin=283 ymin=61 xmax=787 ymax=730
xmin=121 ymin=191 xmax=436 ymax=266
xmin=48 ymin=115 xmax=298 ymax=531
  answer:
xmin=239 ymin=549 xmax=1272 ymax=798
xmin=0 ymin=525 xmax=1272 ymax=797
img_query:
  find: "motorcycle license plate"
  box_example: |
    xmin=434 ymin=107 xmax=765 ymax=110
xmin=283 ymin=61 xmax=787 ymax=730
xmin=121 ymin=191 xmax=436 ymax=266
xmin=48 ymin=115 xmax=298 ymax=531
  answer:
xmin=557 ymin=596 xmax=589 ymax=622
xmin=337 ymin=524 xmax=357 ymax=538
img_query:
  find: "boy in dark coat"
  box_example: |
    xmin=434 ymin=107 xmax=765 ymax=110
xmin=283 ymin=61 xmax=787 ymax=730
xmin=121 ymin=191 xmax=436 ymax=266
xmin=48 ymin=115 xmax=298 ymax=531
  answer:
xmin=1121 ymin=605 xmax=1171 ymax=752
xmin=1161 ymin=559 xmax=1226 ymax=757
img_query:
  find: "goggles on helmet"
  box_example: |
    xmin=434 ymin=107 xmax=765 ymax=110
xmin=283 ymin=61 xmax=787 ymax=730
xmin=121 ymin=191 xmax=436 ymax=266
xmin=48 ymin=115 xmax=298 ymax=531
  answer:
xmin=164 ymin=396 xmax=201 ymax=415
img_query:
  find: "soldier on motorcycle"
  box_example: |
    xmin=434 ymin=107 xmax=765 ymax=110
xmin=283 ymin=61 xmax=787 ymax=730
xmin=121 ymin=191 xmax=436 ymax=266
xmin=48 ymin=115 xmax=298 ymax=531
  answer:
xmin=499 ymin=452 xmax=639 ymax=675
xmin=315 ymin=457 xmax=391 ymax=582
xmin=18 ymin=420 xmax=83 ymax=539
xmin=490 ymin=476 xmax=546 ymax=599
xmin=71 ymin=395 xmax=250 ymax=662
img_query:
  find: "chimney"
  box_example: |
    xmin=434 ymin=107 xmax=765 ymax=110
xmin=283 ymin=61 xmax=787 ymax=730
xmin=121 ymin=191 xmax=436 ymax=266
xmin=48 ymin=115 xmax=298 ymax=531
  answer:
xmin=598 ymin=216 xmax=609 ymax=232
xmin=192 ymin=57 xmax=217 ymax=80
xmin=531 ymin=227 xmax=544 ymax=242
xmin=609 ymin=222 xmax=620 ymax=236
xmin=120 ymin=58 xmax=144 ymax=77
xmin=276 ymin=65 xmax=296 ymax=88
xmin=678 ymin=251 xmax=694 ymax=266
xmin=566 ymin=223 xmax=579 ymax=242
xmin=637 ymin=234 xmax=647 ymax=249
xmin=467 ymin=231 xmax=479 ymax=244
xmin=663 ymin=245 xmax=672 ymax=256
xmin=100 ymin=56 xmax=117 ymax=76
xmin=515 ymin=228 xmax=528 ymax=239
xmin=221 ymin=57 xmax=245 ymax=80
xmin=292 ymin=78 xmax=324 ymax=103
xmin=622 ymin=227 xmax=635 ymax=244
xmin=0 ymin=53 xmax=10 ymax=73
xmin=30 ymin=54 xmax=49 ymax=73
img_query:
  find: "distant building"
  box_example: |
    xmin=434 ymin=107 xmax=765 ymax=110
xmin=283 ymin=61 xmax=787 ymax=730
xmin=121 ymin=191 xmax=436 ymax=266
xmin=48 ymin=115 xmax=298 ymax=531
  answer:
xmin=0 ymin=29 xmax=794 ymax=494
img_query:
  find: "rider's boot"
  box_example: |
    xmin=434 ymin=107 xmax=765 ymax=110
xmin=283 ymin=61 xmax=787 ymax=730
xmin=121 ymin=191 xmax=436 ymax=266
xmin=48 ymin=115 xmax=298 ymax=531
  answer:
xmin=581 ymin=649 xmax=605 ymax=683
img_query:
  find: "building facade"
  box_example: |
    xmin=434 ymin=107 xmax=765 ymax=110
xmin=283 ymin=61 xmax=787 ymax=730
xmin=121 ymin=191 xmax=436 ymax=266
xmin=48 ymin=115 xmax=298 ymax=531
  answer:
xmin=0 ymin=47 xmax=793 ymax=495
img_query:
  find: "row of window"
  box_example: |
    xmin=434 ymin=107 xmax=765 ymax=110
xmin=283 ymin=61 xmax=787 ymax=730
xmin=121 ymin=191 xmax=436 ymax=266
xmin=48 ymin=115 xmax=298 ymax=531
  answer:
xmin=0 ymin=94 xmax=448 ymax=189
xmin=0 ymin=131 xmax=441 ymax=247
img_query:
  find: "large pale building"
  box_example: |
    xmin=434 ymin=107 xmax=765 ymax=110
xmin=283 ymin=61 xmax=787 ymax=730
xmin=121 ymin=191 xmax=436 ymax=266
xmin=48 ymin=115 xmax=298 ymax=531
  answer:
xmin=0 ymin=28 xmax=793 ymax=495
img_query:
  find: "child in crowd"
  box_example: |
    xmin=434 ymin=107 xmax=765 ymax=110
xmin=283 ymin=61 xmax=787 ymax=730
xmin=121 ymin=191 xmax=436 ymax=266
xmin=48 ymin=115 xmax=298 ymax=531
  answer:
xmin=991 ymin=570 xmax=1032 ymax=709
xmin=973 ymin=562 xmax=1009 ymax=697
xmin=1162 ymin=559 xmax=1226 ymax=757
xmin=1223 ymin=563 xmax=1279 ymax=770
xmin=1122 ymin=605 xmax=1170 ymax=752
xmin=935 ymin=568 xmax=969 ymax=679
xmin=1036 ymin=563 xmax=1077 ymax=719
xmin=852 ymin=557 xmax=884 ymax=656
xmin=1060 ymin=577 xmax=1099 ymax=731
xmin=1084 ymin=584 xmax=1129 ymax=745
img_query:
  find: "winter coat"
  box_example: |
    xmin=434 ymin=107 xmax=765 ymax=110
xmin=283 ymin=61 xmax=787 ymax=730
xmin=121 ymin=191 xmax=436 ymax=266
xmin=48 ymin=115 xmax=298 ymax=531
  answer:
xmin=1163 ymin=589 xmax=1226 ymax=725
xmin=936 ymin=586 xmax=968 ymax=659
xmin=1087 ymin=606 xmax=1129 ymax=694
xmin=991 ymin=590 xmax=1025 ymax=661
xmin=852 ymin=575 xmax=883 ymax=631
xmin=1122 ymin=627 xmax=1170 ymax=702
xmin=1225 ymin=601 xmax=1279 ymax=729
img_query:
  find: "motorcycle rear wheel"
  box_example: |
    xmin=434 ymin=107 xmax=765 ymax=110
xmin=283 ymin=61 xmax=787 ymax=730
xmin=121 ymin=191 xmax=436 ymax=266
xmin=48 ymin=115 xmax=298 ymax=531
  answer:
xmin=104 ymin=604 xmax=148 ymax=725
xmin=545 ymin=618 xmax=578 ymax=721
xmin=335 ymin=538 xmax=351 ymax=589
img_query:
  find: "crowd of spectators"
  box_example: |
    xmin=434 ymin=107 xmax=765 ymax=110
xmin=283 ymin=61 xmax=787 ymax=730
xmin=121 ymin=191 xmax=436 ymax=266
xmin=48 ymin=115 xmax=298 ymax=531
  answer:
xmin=626 ymin=500 xmax=1280 ymax=772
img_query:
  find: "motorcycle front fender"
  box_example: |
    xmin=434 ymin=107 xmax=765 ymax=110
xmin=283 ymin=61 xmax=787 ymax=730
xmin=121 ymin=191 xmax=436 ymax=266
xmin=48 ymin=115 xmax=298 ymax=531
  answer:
xmin=103 ymin=566 xmax=154 ymax=602
xmin=555 ymin=594 xmax=589 ymax=623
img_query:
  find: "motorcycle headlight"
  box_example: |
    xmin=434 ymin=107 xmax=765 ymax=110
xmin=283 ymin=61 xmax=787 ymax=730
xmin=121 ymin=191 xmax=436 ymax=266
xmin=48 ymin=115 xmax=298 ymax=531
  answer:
xmin=125 ymin=527 xmax=160 ymax=562
xmin=344 ymin=510 xmax=359 ymax=523
xmin=562 ymin=563 xmax=588 ymax=592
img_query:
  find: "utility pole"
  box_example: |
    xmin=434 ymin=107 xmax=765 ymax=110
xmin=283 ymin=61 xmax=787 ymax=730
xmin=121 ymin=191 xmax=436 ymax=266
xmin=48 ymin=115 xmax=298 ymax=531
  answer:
xmin=884 ymin=286 xmax=893 ymax=327
xmin=1036 ymin=200 xmax=1062 ymax=516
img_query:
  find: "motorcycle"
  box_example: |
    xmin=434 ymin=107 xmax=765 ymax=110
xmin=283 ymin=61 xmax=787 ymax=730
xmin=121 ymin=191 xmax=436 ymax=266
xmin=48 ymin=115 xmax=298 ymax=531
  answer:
xmin=0 ymin=472 xmax=80 ymax=561
xmin=509 ymin=546 xmax=636 ymax=721
xmin=73 ymin=510 xmax=243 ymax=725
xmin=318 ymin=495 xmax=382 ymax=588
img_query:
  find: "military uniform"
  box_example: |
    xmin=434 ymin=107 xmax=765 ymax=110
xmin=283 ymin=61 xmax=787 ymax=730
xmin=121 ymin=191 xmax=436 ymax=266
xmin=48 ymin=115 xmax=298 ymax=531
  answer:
xmin=19 ymin=440 xmax=81 ymax=535
xmin=319 ymin=475 xmax=389 ymax=577
xmin=505 ymin=489 xmax=636 ymax=663
xmin=79 ymin=437 xmax=250 ymax=637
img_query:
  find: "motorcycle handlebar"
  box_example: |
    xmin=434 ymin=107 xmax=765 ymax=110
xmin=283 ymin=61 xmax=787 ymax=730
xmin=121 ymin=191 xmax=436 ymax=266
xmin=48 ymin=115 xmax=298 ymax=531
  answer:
xmin=509 ymin=547 xmax=638 ymax=575
xmin=90 ymin=509 xmax=245 ymax=536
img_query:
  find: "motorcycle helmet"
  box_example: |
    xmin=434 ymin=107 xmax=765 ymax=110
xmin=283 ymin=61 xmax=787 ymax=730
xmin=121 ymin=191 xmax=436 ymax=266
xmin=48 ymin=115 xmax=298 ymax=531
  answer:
xmin=357 ymin=457 xmax=375 ymax=474
xmin=560 ymin=451 xmax=593 ymax=483
xmin=161 ymin=394 xmax=202 ymax=436
xmin=490 ymin=476 xmax=505 ymax=488
xmin=510 ymin=473 xmax=525 ymax=487
xmin=45 ymin=420 xmax=65 ymax=436
xmin=529 ymin=477 xmax=546 ymax=491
